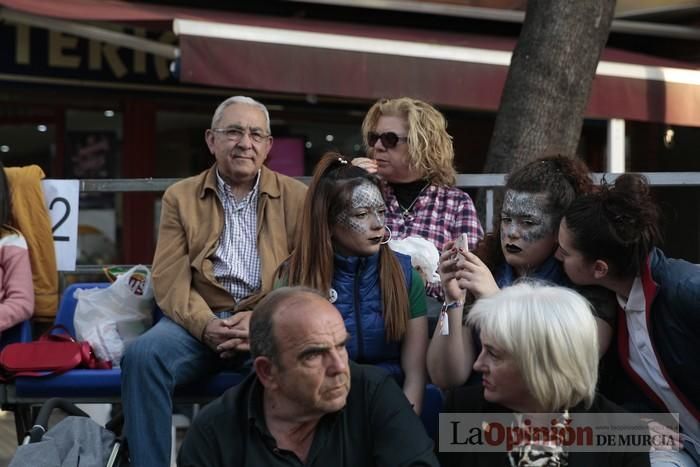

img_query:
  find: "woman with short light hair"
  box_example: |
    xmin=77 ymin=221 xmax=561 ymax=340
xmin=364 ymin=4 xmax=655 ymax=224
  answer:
xmin=438 ymin=281 xmax=649 ymax=467
xmin=466 ymin=281 xmax=598 ymax=412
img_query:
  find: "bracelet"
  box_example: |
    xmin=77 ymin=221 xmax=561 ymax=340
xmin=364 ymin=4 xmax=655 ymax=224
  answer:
xmin=440 ymin=300 xmax=464 ymax=313
xmin=439 ymin=301 xmax=463 ymax=336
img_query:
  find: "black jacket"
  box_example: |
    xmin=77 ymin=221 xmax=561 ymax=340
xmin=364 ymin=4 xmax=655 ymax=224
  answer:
xmin=178 ymin=362 xmax=438 ymax=467
xmin=616 ymin=249 xmax=700 ymax=418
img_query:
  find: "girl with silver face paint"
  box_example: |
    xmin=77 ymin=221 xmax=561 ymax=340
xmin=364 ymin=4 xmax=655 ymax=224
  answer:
xmin=428 ymin=155 xmax=617 ymax=390
xmin=333 ymin=181 xmax=388 ymax=256
xmin=276 ymin=153 xmax=429 ymax=414
xmin=499 ymin=190 xmax=559 ymax=276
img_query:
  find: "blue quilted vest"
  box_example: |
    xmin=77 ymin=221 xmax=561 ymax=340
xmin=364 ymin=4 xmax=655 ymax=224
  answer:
xmin=331 ymin=250 xmax=413 ymax=366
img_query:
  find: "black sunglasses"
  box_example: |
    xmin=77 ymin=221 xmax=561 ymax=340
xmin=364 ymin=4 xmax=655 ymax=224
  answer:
xmin=367 ymin=131 xmax=408 ymax=149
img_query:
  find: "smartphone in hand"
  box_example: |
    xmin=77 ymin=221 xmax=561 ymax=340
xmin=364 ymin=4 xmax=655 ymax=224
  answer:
xmin=454 ymin=233 xmax=470 ymax=301
xmin=453 ymin=233 xmax=469 ymax=259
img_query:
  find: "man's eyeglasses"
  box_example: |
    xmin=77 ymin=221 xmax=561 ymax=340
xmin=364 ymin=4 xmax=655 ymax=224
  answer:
xmin=211 ymin=127 xmax=270 ymax=143
xmin=366 ymin=131 xmax=408 ymax=149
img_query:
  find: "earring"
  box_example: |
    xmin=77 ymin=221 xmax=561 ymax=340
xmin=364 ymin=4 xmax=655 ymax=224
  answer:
xmin=380 ymin=225 xmax=392 ymax=245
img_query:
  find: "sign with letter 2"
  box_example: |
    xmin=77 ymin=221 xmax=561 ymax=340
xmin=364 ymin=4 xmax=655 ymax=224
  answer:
xmin=42 ymin=180 xmax=79 ymax=271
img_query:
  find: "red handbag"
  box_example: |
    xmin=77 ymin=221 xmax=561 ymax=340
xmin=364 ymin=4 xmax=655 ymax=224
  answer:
xmin=0 ymin=324 xmax=111 ymax=380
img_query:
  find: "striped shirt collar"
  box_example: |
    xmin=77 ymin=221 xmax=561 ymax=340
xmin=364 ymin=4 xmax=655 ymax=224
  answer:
xmin=215 ymin=168 xmax=261 ymax=205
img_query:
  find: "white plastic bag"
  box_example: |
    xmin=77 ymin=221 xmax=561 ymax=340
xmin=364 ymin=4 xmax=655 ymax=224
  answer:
xmin=74 ymin=265 xmax=155 ymax=367
xmin=388 ymin=236 xmax=441 ymax=285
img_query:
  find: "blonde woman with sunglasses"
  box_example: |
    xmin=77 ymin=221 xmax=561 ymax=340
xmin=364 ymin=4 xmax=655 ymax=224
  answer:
xmin=353 ymin=97 xmax=483 ymax=302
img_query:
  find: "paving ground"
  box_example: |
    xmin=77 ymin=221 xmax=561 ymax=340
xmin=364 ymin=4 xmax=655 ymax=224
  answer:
xmin=0 ymin=410 xmax=17 ymax=467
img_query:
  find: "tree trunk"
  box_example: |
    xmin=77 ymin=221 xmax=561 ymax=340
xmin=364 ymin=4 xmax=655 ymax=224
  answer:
xmin=483 ymin=0 xmax=617 ymax=174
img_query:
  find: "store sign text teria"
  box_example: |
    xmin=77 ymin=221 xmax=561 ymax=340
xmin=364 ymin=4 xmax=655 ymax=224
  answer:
xmin=1 ymin=23 xmax=177 ymax=83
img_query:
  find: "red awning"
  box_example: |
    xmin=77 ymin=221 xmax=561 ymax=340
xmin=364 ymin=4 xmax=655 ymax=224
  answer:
xmin=176 ymin=16 xmax=512 ymax=116
xmin=2 ymin=0 xmax=700 ymax=127
xmin=174 ymin=14 xmax=700 ymax=127
xmin=0 ymin=0 xmax=222 ymax=23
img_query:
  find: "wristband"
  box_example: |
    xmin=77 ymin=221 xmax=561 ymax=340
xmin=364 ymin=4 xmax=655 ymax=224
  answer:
xmin=439 ymin=301 xmax=463 ymax=336
xmin=440 ymin=300 xmax=464 ymax=313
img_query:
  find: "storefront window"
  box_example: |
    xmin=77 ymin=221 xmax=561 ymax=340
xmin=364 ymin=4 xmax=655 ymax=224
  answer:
xmin=0 ymin=106 xmax=55 ymax=174
xmin=156 ymin=110 xmax=210 ymax=178
xmin=66 ymin=109 xmax=122 ymax=266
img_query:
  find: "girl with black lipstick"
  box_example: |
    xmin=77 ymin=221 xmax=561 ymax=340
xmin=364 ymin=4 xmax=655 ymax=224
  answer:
xmin=427 ymin=155 xmax=616 ymax=389
xmin=276 ymin=152 xmax=428 ymax=414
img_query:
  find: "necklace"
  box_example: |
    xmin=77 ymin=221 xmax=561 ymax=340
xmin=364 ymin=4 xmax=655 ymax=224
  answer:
xmin=399 ymin=182 xmax=430 ymax=217
xmin=506 ymin=410 xmax=570 ymax=467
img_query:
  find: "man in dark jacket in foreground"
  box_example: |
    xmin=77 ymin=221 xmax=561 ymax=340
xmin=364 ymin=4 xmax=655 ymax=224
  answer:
xmin=178 ymin=286 xmax=438 ymax=467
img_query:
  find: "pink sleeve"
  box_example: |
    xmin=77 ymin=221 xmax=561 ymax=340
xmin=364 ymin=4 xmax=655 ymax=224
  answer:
xmin=0 ymin=234 xmax=35 ymax=331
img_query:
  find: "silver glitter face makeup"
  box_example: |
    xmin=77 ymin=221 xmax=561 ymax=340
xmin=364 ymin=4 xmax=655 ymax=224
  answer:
xmin=335 ymin=182 xmax=386 ymax=234
xmin=500 ymin=190 xmax=555 ymax=243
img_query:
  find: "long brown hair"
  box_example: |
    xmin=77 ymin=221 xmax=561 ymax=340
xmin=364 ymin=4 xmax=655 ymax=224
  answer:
xmin=281 ymin=152 xmax=410 ymax=341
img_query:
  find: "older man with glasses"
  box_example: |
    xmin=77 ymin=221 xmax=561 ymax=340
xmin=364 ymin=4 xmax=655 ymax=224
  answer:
xmin=121 ymin=96 xmax=307 ymax=467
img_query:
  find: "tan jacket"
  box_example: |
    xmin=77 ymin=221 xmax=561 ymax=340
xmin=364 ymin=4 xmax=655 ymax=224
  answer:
xmin=5 ymin=165 xmax=59 ymax=321
xmin=152 ymin=165 xmax=307 ymax=340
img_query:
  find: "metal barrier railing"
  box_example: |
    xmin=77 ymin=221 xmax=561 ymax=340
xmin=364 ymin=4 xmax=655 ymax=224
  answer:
xmin=78 ymin=172 xmax=700 ymax=192
xmin=69 ymin=172 xmax=700 ymax=276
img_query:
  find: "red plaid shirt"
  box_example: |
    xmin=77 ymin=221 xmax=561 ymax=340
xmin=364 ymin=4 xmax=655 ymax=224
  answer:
xmin=382 ymin=181 xmax=483 ymax=299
